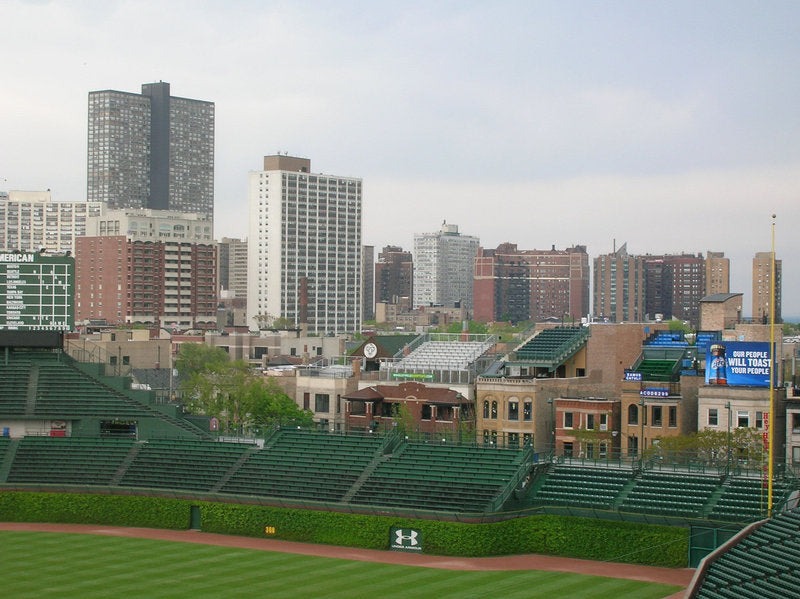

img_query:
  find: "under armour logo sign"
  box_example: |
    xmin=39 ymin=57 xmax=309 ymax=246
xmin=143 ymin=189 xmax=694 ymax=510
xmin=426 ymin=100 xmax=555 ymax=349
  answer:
xmin=395 ymin=530 xmax=418 ymax=546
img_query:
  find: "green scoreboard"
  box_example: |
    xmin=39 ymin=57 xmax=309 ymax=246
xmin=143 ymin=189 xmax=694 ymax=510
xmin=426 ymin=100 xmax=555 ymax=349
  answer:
xmin=0 ymin=252 xmax=74 ymax=331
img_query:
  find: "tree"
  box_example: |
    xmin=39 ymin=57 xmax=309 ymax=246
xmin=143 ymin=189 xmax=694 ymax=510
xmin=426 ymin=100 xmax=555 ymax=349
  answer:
xmin=391 ymin=402 xmax=414 ymax=437
xmin=174 ymin=343 xmax=230 ymax=380
xmin=645 ymin=428 xmax=764 ymax=469
xmin=667 ymin=319 xmax=693 ymax=334
xmin=182 ymin=357 xmax=313 ymax=435
xmin=438 ymin=321 xmax=489 ymax=335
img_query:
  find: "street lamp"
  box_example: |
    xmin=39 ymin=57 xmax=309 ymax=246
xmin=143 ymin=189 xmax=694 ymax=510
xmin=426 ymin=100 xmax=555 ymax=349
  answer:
xmin=639 ymin=398 xmax=646 ymax=466
xmin=547 ymin=398 xmax=556 ymax=458
xmin=725 ymin=401 xmax=732 ymax=475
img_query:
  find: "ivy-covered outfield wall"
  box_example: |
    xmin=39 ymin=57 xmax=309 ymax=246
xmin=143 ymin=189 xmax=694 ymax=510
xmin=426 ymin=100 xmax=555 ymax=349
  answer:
xmin=0 ymin=491 xmax=689 ymax=568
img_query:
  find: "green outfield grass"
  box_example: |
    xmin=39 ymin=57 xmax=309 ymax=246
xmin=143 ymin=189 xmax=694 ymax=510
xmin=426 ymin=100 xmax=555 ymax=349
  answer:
xmin=0 ymin=531 xmax=683 ymax=599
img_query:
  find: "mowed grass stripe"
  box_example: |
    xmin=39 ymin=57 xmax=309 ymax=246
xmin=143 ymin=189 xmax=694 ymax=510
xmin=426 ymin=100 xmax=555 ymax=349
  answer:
xmin=0 ymin=531 xmax=683 ymax=599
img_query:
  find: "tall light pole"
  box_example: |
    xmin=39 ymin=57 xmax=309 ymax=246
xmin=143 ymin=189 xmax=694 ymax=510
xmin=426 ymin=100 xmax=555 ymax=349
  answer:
xmin=768 ymin=214 xmax=776 ymax=514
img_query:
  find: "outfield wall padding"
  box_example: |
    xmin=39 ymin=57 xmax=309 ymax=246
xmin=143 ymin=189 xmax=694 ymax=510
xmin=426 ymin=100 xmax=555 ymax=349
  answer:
xmin=0 ymin=491 xmax=688 ymax=568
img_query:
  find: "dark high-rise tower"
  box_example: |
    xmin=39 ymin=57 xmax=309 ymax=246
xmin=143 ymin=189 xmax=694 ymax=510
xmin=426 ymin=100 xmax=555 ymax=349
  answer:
xmin=87 ymin=81 xmax=214 ymax=219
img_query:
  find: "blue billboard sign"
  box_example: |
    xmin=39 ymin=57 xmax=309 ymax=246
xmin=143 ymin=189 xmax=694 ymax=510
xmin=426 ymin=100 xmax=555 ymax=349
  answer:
xmin=705 ymin=342 xmax=774 ymax=387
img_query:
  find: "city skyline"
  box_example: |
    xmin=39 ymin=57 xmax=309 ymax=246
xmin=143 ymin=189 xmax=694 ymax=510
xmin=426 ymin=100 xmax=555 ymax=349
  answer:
xmin=1 ymin=2 xmax=798 ymax=316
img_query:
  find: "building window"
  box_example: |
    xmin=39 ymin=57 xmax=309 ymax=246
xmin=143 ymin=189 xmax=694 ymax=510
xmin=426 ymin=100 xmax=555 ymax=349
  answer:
xmin=422 ymin=405 xmax=432 ymax=420
xmin=708 ymin=408 xmax=718 ymax=427
xmin=668 ymin=406 xmax=677 ymax=428
xmin=314 ymin=394 xmax=330 ymax=413
xmin=587 ymin=414 xmax=595 ymax=430
xmin=491 ymin=401 xmax=498 ymax=419
xmin=652 ymin=406 xmax=662 ymax=427
xmin=508 ymin=401 xmax=519 ymax=421
xmin=303 ymin=393 xmax=310 ymax=411
xmin=523 ymin=401 xmax=532 ymax=421
xmin=737 ymin=410 xmax=749 ymax=428
xmin=483 ymin=430 xmax=489 ymax=444
xmin=563 ymin=441 xmax=574 ymax=457
xmin=793 ymin=413 xmax=800 ymax=434
xmin=628 ymin=435 xmax=639 ymax=457
xmin=483 ymin=400 xmax=489 ymax=419
xmin=794 ymin=446 xmax=800 ymax=464
xmin=628 ymin=404 xmax=638 ymax=425
xmin=490 ymin=430 xmax=497 ymax=445
xmin=564 ymin=412 xmax=574 ymax=429
xmin=586 ymin=442 xmax=594 ymax=459
xmin=755 ymin=411 xmax=764 ymax=429
xmin=523 ymin=433 xmax=533 ymax=447
xmin=508 ymin=432 xmax=519 ymax=448
xmin=599 ymin=413 xmax=608 ymax=431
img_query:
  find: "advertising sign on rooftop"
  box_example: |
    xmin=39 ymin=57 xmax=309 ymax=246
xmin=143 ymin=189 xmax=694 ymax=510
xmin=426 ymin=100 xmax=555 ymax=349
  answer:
xmin=705 ymin=341 xmax=774 ymax=387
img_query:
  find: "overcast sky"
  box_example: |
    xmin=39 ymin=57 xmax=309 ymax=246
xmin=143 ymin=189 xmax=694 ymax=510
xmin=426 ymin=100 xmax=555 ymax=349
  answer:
xmin=2 ymin=1 xmax=798 ymax=318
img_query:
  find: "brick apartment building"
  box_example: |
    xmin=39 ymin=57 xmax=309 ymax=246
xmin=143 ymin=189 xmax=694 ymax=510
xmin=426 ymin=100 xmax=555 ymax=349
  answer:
xmin=75 ymin=210 xmax=216 ymax=329
xmin=474 ymin=243 xmax=589 ymax=323
xmin=374 ymin=245 xmax=413 ymax=305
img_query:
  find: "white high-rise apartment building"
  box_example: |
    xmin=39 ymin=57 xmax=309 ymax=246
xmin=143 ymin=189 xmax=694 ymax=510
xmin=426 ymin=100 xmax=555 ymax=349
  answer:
xmin=413 ymin=222 xmax=479 ymax=310
xmin=247 ymin=156 xmax=362 ymax=334
xmin=0 ymin=190 xmax=103 ymax=253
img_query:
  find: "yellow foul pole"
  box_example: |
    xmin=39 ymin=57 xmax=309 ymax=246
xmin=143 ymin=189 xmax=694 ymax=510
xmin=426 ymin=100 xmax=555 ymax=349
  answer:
xmin=768 ymin=214 xmax=776 ymax=514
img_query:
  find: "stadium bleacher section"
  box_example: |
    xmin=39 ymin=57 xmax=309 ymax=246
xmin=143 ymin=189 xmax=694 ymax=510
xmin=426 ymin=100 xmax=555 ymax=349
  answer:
xmin=352 ymin=442 xmax=528 ymax=513
xmin=0 ymin=431 xmax=531 ymax=514
xmin=1 ymin=428 xmax=794 ymax=523
xmin=7 ymin=437 xmax=135 ymax=486
xmin=219 ymin=429 xmax=386 ymax=502
xmin=619 ymin=471 xmax=721 ymax=518
xmin=529 ymin=465 xmax=795 ymax=523
xmin=0 ymin=350 xmax=208 ymax=439
xmin=708 ymin=476 xmax=793 ymax=522
xmin=534 ymin=465 xmax=632 ymax=509
xmin=118 ymin=439 xmax=253 ymax=492
xmin=692 ymin=508 xmax=800 ymax=599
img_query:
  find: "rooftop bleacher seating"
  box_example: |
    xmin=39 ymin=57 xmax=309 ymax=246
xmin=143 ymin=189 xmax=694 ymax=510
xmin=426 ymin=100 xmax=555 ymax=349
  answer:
xmin=695 ymin=331 xmax=721 ymax=353
xmin=514 ymin=327 xmax=589 ymax=364
xmin=395 ymin=339 xmax=494 ymax=371
xmin=643 ymin=332 xmax=688 ymax=347
xmin=633 ymin=359 xmax=679 ymax=382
